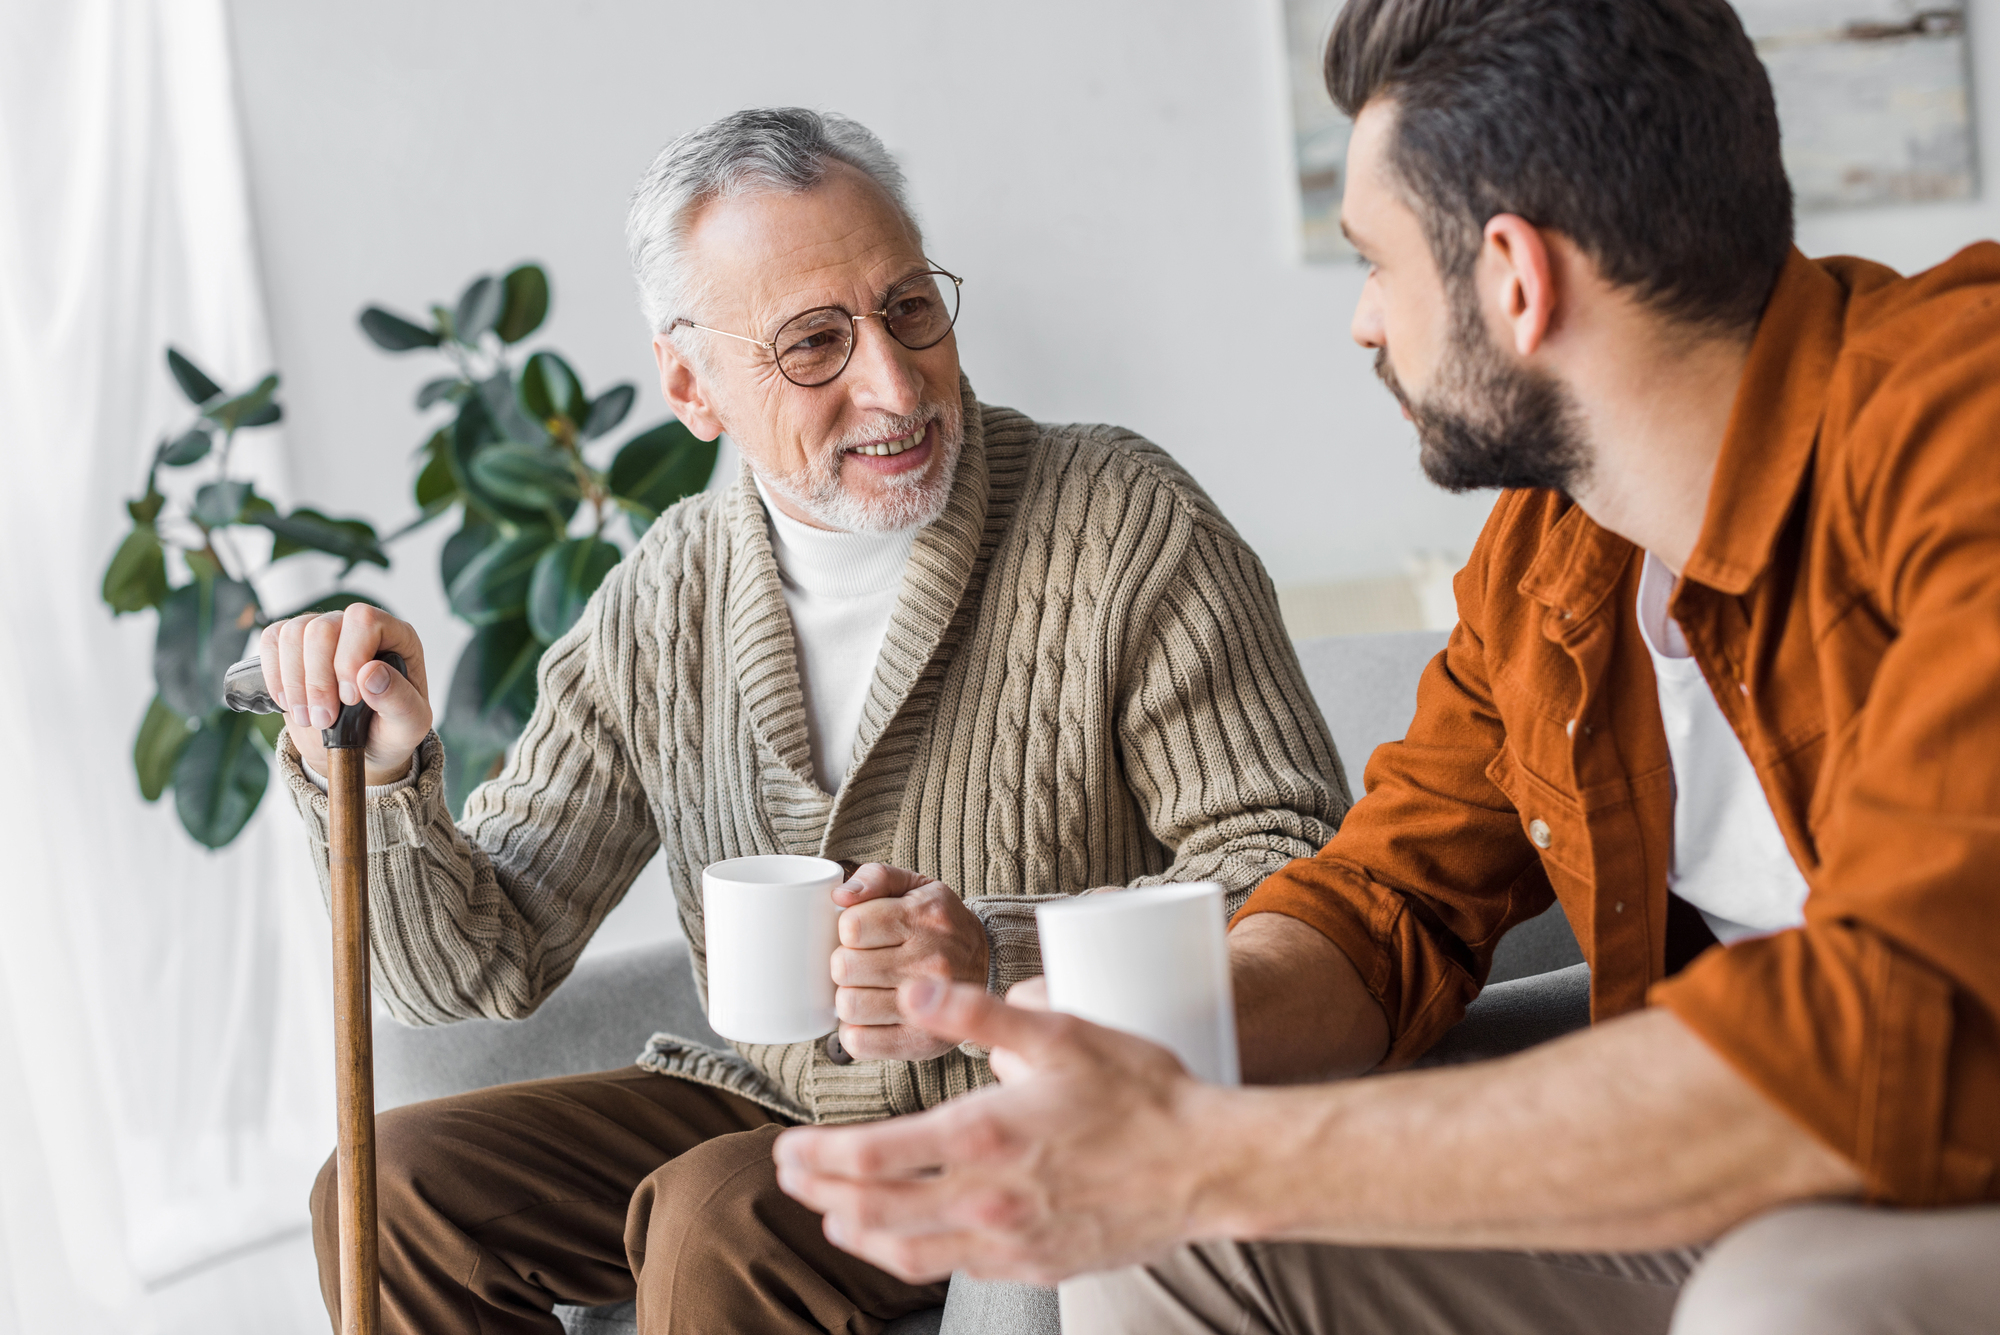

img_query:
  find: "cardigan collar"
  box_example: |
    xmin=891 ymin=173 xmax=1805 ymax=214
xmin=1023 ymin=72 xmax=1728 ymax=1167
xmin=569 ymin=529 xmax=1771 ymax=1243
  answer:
xmin=721 ymin=375 xmax=992 ymax=800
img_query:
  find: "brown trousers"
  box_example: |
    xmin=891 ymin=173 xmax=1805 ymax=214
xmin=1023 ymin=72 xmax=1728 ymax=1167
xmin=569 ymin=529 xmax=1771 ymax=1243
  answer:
xmin=308 ymin=1067 xmax=949 ymax=1335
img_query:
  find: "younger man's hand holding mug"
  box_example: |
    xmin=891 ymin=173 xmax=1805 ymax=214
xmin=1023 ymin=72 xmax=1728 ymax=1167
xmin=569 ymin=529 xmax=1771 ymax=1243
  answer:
xmin=831 ymin=864 xmax=990 ymax=1061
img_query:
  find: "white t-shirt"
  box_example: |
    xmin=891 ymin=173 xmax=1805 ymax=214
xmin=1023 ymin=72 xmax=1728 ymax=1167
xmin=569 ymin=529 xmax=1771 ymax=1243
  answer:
xmin=755 ymin=479 xmax=916 ymax=795
xmin=1636 ymin=552 xmax=1810 ymax=944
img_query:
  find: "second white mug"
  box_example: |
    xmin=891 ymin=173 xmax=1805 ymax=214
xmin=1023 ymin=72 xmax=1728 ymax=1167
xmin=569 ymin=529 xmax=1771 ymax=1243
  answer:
xmin=1035 ymin=881 xmax=1241 ymax=1085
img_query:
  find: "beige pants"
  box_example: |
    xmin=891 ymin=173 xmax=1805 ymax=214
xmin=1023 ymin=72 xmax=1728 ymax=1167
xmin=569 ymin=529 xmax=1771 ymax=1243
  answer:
xmin=1061 ymin=1202 xmax=2000 ymax=1335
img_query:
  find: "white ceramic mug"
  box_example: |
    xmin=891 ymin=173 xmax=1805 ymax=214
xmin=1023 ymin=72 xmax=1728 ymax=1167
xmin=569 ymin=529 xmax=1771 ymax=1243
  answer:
xmin=702 ymin=854 xmax=845 ymax=1044
xmin=1035 ymin=881 xmax=1241 ymax=1085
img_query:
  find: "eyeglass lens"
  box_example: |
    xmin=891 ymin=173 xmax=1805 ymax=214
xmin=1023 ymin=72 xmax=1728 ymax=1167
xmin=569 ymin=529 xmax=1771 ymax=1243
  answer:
xmin=772 ymin=271 xmax=959 ymax=386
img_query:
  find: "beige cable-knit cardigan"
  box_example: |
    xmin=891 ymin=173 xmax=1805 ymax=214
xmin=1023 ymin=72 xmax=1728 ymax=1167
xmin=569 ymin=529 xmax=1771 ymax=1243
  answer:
xmin=281 ymin=384 xmax=1350 ymax=1124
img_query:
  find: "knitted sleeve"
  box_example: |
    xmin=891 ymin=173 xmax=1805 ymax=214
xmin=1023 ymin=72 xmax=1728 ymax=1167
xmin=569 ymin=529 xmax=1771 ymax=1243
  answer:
xmin=278 ymin=563 xmax=662 ymax=1026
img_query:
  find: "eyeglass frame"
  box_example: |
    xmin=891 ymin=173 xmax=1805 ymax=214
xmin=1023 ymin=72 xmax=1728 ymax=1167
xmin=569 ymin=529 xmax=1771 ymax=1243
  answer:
xmin=668 ymin=262 xmax=964 ymax=387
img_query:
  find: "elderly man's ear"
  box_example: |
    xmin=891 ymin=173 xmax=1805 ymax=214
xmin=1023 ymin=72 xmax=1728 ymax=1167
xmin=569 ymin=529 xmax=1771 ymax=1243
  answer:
xmin=653 ymin=332 xmax=724 ymax=442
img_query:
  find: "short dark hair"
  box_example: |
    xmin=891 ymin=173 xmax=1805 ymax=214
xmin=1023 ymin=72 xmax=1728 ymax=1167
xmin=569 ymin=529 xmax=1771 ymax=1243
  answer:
xmin=1328 ymin=0 xmax=1792 ymax=333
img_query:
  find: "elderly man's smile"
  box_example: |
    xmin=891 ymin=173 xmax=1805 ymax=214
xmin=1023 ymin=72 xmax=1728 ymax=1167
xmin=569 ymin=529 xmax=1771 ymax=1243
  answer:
xmin=843 ymin=420 xmax=936 ymax=470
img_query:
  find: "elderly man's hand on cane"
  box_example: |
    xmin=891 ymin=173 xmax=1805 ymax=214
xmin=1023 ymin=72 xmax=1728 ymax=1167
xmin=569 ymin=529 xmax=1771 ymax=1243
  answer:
xmin=258 ymin=603 xmax=432 ymax=785
xmin=772 ymin=976 xmax=1231 ymax=1285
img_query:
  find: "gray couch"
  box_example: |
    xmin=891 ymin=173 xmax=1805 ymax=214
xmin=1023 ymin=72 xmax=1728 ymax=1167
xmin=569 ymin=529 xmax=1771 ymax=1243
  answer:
xmin=371 ymin=630 xmax=1586 ymax=1334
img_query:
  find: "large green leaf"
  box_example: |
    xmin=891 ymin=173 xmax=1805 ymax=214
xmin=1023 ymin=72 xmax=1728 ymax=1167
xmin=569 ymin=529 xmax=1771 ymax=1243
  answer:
xmin=468 ymin=443 xmax=581 ymax=511
xmin=440 ymin=730 xmax=509 ymax=817
xmin=133 ymin=694 xmax=198 ymax=801
xmin=441 ymin=519 xmax=501 ymax=591
xmin=413 ymin=428 xmax=459 ymax=515
xmin=204 ymin=374 xmax=279 ymax=433
xmin=440 ymin=617 xmax=542 ymax=812
xmin=454 ymin=274 xmax=503 ymax=343
xmin=415 ymin=377 xmax=465 ymax=410
xmin=451 ymin=391 xmax=572 ymax=528
xmin=447 ymin=392 xmax=500 ymax=522
xmin=252 ymin=711 xmax=286 ymax=748
xmin=495 ymin=264 xmax=549 ymax=344
xmin=250 ymin=507 xmax=389 ymax=569
xmin=359 ymin=305 xmax=442 ymax=351
xmin=193 ymin=479 xmax=253 ymax=528
xmin=103 ymin=526 xmax=169 ymax=614
xmin=609 ymin=420 xmax=718 ymax=534
xmin=239 ymin=399 xmax=282 ymax=428
xmin=447 ymin=526 xmax=557 ymax=625
xmin=166 ymin=347 xmax=222 ymax=405
xmin=173 ymin=708 xmax=269 ymax=848
xmin=581 ymin=384 xmax=635 ymax=440
xmin=517 ymin=351 xmax=586 ymax=428
xmin=527 ymin=537 xmax=620 ymax=643
xmin=159 ymin=426 xmax=213 ymax=466
xmin=154 ymin=575 xmax=259 ymax=719
xmin=476 ymin=370 xmax=550 ymax=447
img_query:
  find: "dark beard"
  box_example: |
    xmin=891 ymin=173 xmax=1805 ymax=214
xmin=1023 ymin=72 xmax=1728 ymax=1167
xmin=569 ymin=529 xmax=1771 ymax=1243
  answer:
xmin=1375 ymin=295 xmax=1589 ymax=496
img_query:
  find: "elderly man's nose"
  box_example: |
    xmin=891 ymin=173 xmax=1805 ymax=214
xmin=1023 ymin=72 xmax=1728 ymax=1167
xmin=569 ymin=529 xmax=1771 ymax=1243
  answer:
xmin=845 ymin=318 xmax=923 ymax=414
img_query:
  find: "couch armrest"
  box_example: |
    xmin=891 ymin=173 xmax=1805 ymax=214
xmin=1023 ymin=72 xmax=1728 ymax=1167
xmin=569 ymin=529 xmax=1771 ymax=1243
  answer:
xmin=373 ymin=938 xmax=722 ymax=1110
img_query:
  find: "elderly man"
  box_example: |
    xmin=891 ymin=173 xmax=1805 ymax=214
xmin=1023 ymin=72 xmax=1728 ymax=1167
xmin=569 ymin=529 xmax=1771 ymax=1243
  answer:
xmin=261 ymin=108 xmax=1346 ymax=1333
xmin=775 ymin=4 xmax=2000 ymax=1333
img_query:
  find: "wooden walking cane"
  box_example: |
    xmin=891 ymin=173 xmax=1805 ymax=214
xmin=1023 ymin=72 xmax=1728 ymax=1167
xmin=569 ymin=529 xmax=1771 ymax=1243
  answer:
xmin=226 ymin=652 xmax=404 ymax=1335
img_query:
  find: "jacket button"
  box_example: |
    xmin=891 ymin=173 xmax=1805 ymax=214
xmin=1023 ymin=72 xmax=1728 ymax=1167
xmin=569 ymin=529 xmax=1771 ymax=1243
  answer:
xmin=1528 ymin=818 xmax=1552 ymax=849
xmin=1565 ymin=718 xmax=1578 ymax=738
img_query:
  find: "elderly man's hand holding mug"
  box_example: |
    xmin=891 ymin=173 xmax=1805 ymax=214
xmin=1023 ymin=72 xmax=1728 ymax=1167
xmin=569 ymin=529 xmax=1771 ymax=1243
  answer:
xmin=832 ymin=863 xmax=990 ymax=1061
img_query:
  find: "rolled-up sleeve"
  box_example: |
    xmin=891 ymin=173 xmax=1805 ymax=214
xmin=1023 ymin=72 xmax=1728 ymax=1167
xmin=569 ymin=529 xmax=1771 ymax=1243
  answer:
xmin=1236 ymin=502 xmax=1551 ymax=1068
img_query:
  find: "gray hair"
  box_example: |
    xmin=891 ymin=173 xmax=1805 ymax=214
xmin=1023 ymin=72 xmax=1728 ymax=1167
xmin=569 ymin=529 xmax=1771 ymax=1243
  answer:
xmin=626 ymin=108 xmax=919 ymax=341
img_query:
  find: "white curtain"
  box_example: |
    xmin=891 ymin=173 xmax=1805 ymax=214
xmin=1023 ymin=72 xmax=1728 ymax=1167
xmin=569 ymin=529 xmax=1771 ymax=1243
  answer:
xmin=0 ymin=2 xmax=334 ymax=1331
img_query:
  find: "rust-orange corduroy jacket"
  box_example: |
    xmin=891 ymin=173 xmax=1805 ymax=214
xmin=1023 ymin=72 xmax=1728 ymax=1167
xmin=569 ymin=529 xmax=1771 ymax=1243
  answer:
xmin=1239 ymin=246 xmax=2000 ymax=1207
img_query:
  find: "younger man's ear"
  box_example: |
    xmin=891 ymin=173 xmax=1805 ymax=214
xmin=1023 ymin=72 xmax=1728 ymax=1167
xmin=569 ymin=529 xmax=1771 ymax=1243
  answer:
xmin=653 ymin=333 xmax=723 ymax=442
xmin=1479 ymin=213 xmax=1556 ymax=358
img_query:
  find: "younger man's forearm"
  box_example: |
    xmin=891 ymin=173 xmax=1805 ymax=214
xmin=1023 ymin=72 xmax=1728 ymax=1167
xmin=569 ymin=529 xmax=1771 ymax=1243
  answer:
xmin=1192 ymin=1006 xmax=1863 ymax=1253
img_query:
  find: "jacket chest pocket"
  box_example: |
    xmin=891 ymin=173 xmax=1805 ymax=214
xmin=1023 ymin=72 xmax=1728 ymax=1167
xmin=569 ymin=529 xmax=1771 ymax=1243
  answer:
xmin=1486 ymin=745 xmax=1593 ymax=881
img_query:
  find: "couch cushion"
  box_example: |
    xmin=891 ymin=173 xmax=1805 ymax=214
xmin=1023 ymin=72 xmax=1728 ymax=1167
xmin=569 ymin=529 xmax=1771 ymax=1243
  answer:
xmin=1413 ymin=962 xmax=1592 ymax=1066
xmin=1293 ymin=629 xmax=1449 ymax=777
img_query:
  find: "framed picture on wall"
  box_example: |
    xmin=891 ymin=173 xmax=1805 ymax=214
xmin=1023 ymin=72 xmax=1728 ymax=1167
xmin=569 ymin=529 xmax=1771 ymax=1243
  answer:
xmin=1740 ymin=1 xmax=1975 ymax=211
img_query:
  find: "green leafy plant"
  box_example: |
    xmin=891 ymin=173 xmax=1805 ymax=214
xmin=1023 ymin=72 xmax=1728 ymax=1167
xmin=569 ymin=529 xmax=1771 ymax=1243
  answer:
xmin=359 ymin=263 xmax=717 ymax=810
xmin=103 ymin=351 xmax=391 ymax=848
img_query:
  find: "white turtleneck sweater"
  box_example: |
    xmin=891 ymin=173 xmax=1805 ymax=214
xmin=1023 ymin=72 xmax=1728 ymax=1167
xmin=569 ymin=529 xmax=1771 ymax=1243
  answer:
xmin=754 ymin=478 xmax=917 ymax=795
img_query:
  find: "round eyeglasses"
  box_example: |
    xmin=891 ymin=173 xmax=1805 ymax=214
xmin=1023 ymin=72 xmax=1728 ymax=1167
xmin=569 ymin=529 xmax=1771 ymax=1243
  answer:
xmin=671 ymin=265 xmax=963 ymax=388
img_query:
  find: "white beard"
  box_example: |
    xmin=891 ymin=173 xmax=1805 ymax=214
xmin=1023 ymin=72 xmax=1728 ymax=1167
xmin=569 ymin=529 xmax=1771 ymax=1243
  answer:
xmin=756 ymin=399 xmax=964 ymax=535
